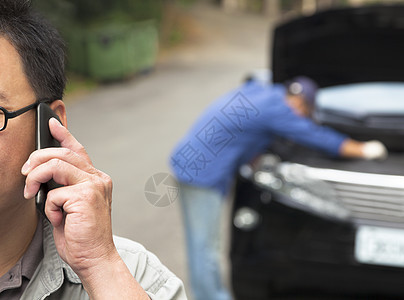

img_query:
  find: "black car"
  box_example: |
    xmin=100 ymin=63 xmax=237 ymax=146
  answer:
xmin=231 ymin=5 xmax=404 ymax=300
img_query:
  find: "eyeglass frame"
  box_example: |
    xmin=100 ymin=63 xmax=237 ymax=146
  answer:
xmin=0 ymin=99 xmax=54 ymax=131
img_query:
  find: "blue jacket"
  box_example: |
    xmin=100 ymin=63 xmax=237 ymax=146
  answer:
xmin=170 ymin=81 xmax=347 ymax=195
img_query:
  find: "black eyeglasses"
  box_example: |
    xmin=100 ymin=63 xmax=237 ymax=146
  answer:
xmin=0 ymin=99 xmax=52 ymax=131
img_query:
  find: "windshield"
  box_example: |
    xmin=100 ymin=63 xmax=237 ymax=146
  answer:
xmin=316 ymin=82 xmax=404 ymax=115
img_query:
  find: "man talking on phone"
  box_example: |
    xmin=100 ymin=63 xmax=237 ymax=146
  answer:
xmin=0 ymin=1 xmax=186 ymax=299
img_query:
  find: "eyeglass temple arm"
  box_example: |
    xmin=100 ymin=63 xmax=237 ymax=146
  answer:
xmin=6 ymin=102 xmax=38 ymax=119
xmin=7 ymin=99 xmax=52 ymax=119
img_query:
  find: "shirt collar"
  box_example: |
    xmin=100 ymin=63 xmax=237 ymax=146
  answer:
xmin=0 ymin=261 xmax=22 ymax=293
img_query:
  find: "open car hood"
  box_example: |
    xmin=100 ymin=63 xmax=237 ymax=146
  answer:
xmin=272 ymin=5 xmax=404 ymax=87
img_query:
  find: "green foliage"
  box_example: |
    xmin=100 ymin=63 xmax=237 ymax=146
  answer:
xmin=68 ymin=0 xmax=114 ymax=22
xmin=117 ymin=0 xmax=165 ymax=23
xmin=32 ymin=0 xmax=193 ymax=81
xmin=33 ymin=0 xmax=167 ymax=26
xmin=176 ymin=0 xmax=197 ymax=7
xmin=33 ymin=0 xmax=74 ymax=29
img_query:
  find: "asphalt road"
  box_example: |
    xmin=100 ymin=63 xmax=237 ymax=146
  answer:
xmin=65 ymin=2 xmax=273 ymax=298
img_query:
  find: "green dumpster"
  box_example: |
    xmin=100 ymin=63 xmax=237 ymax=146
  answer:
xmin=65 ymin=20 xmax=159 ymax=81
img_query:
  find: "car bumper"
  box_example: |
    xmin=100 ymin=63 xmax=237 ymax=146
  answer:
xmin=231 ymin=176 xmax=404 ymax=298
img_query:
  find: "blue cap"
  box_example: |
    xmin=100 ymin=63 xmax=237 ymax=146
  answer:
xmin=285 ymin=76 xmax=319 ymax=104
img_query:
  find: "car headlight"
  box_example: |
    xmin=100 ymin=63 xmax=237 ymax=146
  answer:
xmin=233 ymin=207 xmax=260 ymax=231
xmin=251 ymin=155 xmax=350 ymax=221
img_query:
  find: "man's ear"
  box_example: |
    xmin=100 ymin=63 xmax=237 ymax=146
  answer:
xmin=49 ymin=100 xmax=67 ymax=128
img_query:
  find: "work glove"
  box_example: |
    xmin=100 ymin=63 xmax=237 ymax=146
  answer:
xmin=362 ymin=140 xmax=388 ymax=160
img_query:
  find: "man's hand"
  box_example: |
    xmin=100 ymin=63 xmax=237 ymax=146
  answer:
xmin=339 ymin=138 xmax=388 ymax=160
xmin=361 ymin=140 xmax=388 ymax=160
xmin=22 ymin=118 xmax=149 ymax=299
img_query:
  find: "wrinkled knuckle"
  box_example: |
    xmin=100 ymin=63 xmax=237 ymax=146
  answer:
xmin=95 ymin=172 xmax=113 ymax=192
xmin=46 ymin=189 xmax=56 ymax=203
xmin=102 ymin=174 xmax=113 ymax=200
xmin=50 ymin=158 xmax=62 ymax=169
xmin=81 ymin=186 xmax=97 ymax=203
xmin=98 ymin=170 xmax=111 ymax=183
xmin=104 ymin=174 xmax=113 ymax=190
xmin=61 ymin=147 xmax=74 ymax=159
xmin=92 ymin=174 xmax=112 ymax=206
xmin=78 ymin=143 xmax=88 ymax=155
xmin=93 ymin=179 xmax=104 ymax=193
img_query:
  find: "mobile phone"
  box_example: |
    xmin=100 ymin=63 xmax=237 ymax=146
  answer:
xmin=35 ymin=103 xmax=63 ymax=216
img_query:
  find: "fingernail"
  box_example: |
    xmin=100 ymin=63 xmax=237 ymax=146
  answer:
xmin=23 ymin=185 xmax=29 ymax=199
xmin=50 ymin=117 xmax=62 ymax=127
xmin=21 ymin=159 xmax=30 ymax=175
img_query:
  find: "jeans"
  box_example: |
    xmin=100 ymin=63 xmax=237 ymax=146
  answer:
xmin=179 ymin=183 xmax=232 ymax=300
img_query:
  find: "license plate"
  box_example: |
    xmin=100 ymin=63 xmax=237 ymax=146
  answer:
xmin=355 ymin=226 xmax=404 ymax=268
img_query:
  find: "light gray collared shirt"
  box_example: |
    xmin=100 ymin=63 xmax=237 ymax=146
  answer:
xmin=1 ymin=216 xmax=187 ymax=300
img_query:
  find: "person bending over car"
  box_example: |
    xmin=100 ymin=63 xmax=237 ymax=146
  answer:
xmin=0 ymin=1 xmax=187 ymax=299
xmin=170 ymin=75 xmax=387 ymax=300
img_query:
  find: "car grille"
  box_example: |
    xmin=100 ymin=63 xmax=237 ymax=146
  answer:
xmin=304 ymin=167 xmax=404 ymax=225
